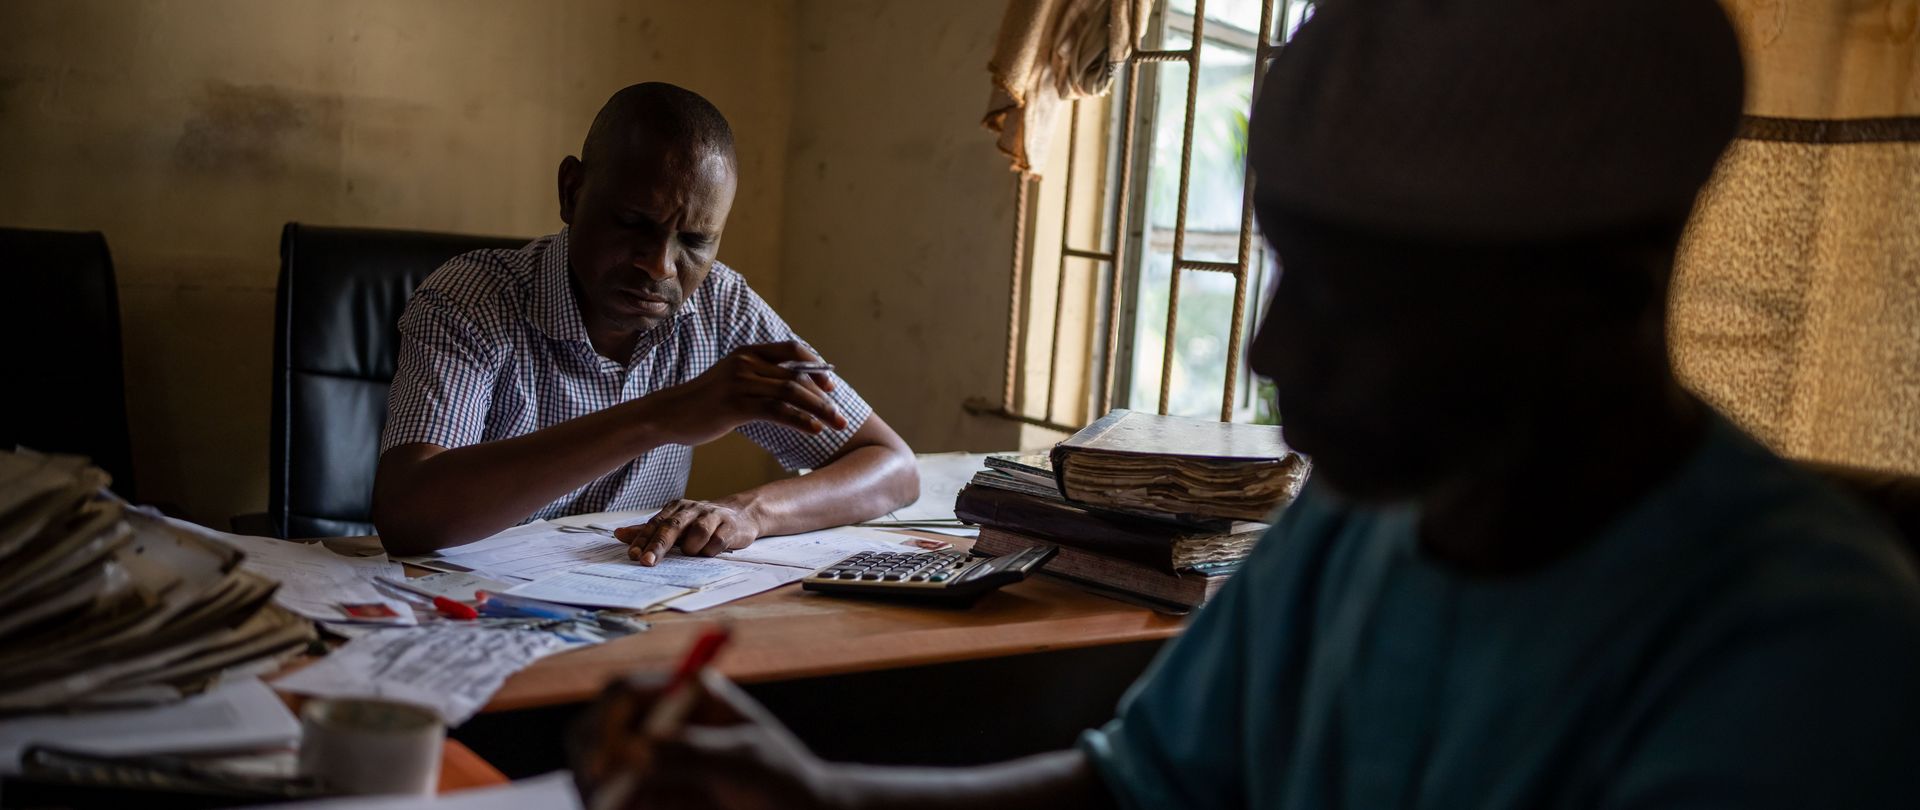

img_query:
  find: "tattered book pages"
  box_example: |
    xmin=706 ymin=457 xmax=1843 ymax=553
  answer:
xmin=0 ymin=452 xmax=316 ymax=711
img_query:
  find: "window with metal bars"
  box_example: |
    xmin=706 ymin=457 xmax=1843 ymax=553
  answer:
xmin=967 ymin=0 xmax=1316 ymax=434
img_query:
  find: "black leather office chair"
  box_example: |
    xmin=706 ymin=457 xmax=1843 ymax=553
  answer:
xmin=0 ymin=227 xmax=138 ymax=500
xmin=270 ymin=223 xmax=526 ymax=538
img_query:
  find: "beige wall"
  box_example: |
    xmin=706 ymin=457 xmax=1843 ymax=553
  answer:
xmin=779 ymin=0 xmax=1025 ymax=455
xmin=0 ymin=0 xmax=798 ymax=523
xmin=1723 ymin=0 xmax=1920 ymax=118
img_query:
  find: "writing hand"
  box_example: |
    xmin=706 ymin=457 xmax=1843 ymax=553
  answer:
xmin=573 ymin=670 xmax=842 ymax=810
xmin=638 ymin=341 xmax=847 ymax=449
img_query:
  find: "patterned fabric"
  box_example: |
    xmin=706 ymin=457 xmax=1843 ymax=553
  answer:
xmin=381 ymin=228 xmax=872 ymax=521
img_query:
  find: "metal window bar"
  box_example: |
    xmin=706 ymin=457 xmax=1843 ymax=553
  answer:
xmin=969 ymin=0 xmax=1288 ymax=432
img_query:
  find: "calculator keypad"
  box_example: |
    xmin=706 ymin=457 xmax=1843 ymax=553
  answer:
xmin=813 ymin=551 xmax=972 ymax=587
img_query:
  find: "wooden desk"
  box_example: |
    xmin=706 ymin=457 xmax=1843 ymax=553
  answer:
xmin=320 ymin=532 xmax=1184 ymax=712
xmin=318 ymin=532 xmax=1185 ymax=772
xmin=438 ymin=739 xmax=509 ymax=791
xmin=488 ymin=574 xmax=1185 ymax=712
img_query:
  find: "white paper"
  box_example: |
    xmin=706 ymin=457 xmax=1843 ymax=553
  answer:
xmin=212 ymin=532 xmax=415 ymax=625
xmin=546 ymin=509 xmax=659 ymax=532
xmin=426 ymin=528 xmax=632 ymax=584
xmin=504 ymin=571 xmax=692 ymax=611
xmin=660 ymin=563 xmax=812 ymax=612
xmin=887 ymin=452 xmax=995 ymax=523
xmin=273 ymin=627 xmax=570 ymax=726
xmin=0 ymin=678 xmax=300 ymax=774
xmin=404 ymin=572 xmax=517 ymax=602
xmin=720 ymin=527 xmax=923 ymax=570
xmin=238 ymin=771 xmax=582 ymax=810
xmin=567 ymin=557 xmax=749 ymax=589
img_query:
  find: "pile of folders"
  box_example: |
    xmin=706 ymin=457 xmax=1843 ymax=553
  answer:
xmin=0 ymin=451 xmax=313 ymax=712
xmin=955 ymin=409 xmax=1312 ymax=612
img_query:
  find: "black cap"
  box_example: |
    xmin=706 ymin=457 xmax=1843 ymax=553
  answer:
xmin=1249 ymin=0 xmax=1746 ymax=241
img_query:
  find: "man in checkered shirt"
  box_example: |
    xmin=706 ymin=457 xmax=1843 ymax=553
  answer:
xmin=373 ymin=83 xmax=918 ymax=560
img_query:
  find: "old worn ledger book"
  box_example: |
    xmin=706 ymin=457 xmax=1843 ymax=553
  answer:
xmin=1051 ymin=409 xmax=1311 ymax=522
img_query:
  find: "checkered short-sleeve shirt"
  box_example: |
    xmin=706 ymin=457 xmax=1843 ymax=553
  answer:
xmin=380 ymin=229 xmax=872 ymax=522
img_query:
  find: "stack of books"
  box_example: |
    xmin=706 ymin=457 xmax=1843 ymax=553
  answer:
xmin=0 ymin=450 xmax=314 ymax=711
xmin=957 ymin=409 xmax=1311 ymax=611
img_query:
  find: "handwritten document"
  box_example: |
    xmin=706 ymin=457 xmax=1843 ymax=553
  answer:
xmin=721 ymin=527 xmax=918 ymax=570
xmin=659 ymin=563 xmax=812 ymax=612
xmin=503 ymin=572 xmax=692 ymax=611
xmin=568 ymin=558 xmax=748 ymax=589
xmin=422 ymin=529 xmax=631 ymax=583
xmin=274 ymin=627 xmax=570 ymax=725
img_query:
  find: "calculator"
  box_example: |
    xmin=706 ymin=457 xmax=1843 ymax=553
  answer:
xmin=801 ymin=545 xmax=1057 ymax=604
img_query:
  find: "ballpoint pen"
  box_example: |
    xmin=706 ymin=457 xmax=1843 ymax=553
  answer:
xmin=373 ymin=576 xmax=479 ymax=620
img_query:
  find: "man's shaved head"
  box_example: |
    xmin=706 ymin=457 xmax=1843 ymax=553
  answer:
xmin=581 ymin=82 xmax=736 ymax=172
xmin=558 ymin=82 xmax=740 ymax=353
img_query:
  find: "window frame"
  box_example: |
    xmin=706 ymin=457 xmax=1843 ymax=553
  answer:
xmin=966 ymin=0 xmax=1306 ymax=435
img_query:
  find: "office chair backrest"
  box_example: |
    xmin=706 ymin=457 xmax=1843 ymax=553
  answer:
xmin=272 ymin=223 xmax=526 ymax=538
xmin=0 ymin=227 xmax=137 ymax=500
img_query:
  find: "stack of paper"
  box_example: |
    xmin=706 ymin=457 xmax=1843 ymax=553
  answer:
xmin=0 ymin=678 xmax=300 ymax=774
xmin=0 ymin=451 xmax=315 ymax=712
xmin=239 ymin=771 xmax=582 ymax=810
xmin=190 ymin=525 xmax=415 ymax=626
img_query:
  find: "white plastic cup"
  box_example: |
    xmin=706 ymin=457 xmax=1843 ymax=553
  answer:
xmin=298 ymin=698 xmax=444 ymax=796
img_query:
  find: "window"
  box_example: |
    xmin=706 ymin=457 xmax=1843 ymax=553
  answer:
xmin=969 ymin=0 xmax=1315 ymax=434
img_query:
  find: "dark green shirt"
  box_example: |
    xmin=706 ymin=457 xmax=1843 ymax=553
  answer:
xmin=1084 ymin=415 xmax=1920 ymax=808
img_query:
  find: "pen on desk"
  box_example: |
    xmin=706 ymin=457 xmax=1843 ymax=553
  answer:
xmin=374 ymin=576 xmax=478 ymax=620
xmin=642 ymin=625 xmax=732 ymax=738
xmin=475 ymin=590 xmax=588 ymax=621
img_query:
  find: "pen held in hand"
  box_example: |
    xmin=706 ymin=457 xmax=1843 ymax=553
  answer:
xmin=642 ymin=625 xmax=732 ymax=738
xmin=776 ymin=360 xmax=834 ymax=374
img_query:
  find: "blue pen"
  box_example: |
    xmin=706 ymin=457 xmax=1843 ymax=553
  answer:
xmin=476 ymin=591 xmax=588 ymax=620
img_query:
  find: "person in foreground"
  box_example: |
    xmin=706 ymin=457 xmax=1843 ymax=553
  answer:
xmin=571 ymin=0 xmax=1920 ymax=807
xmin=372 ymin=83 xmax=917 ymax=559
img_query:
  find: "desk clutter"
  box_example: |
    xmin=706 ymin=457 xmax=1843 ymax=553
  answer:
xmin=0 ymin=450 xmax=314 ymax=713
xmin=956 ymin=410 xmax=1311 ymax=612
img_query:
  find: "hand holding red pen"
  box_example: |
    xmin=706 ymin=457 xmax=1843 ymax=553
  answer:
xmin=574 ymin=626 xmax=849 ymax=810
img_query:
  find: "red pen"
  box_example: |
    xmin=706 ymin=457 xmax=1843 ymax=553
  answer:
xmin=643 ymin=625 xmax=732 ymax=737
xmin=375 ymin=576 xmax=480 ymax=621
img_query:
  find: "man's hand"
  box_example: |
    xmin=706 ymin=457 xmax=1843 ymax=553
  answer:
xmin=573 ymin=670 xmax=844 ymax=810
xmin=638 ymin=341 xmax=848 ymax=449
xmin=616 ymin=499 xmax=762 ymax=565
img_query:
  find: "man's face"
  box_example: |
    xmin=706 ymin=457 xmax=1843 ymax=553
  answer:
xmin=1248 ymin=213 xmax=1610 ymax=503
xmin=560 ymin=145 xmax=737 ymax=335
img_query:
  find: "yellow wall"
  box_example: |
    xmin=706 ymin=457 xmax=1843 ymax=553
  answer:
xmin=1723 ymin=0 xmax=1920 ymax=117
xmin=0 ymin=0 xmax=798 ymax=524
xmin=777 ymin=0 xmax=1025 ymax=455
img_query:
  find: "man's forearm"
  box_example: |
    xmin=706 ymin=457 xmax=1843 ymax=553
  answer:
xmin=715 ymin=422 xmax=918 ymax=537
xmin=829 ymin=749 xmax=1114 ymax=810
xmin=373 ymin=400 xmax=667 ymax=554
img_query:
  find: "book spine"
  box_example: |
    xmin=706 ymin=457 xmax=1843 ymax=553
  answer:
xmin=976 ymin=528 xmax=1210 ymax=610
xmin=1051 ymin=410 xmax=1128 ymax=500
